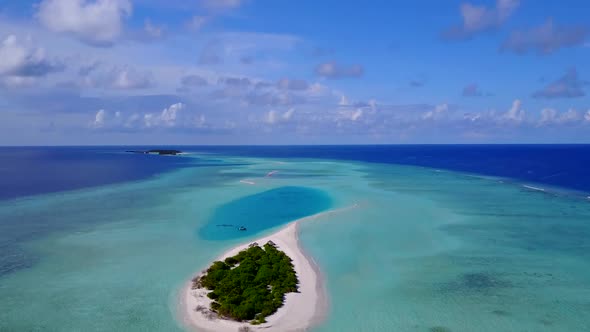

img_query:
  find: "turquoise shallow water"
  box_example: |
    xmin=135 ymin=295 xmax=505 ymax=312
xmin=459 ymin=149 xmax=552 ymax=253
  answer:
xmin=0 ymin=155 xmax=589 ymax=331
xmin=199 ymin=186 xmax=332 ymax=240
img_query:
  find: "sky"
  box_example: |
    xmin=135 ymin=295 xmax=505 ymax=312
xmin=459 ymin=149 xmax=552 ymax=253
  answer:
xmin=0 ymin=0 xmax=589 ymax=145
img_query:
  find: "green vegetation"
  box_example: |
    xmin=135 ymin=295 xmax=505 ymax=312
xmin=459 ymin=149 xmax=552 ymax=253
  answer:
xmin=193 ymin=241 xmax=299 ymax=324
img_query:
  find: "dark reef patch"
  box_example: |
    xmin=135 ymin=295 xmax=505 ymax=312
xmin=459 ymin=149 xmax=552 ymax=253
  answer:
xmin=491 ymin=309 xmax=511 ymax=317
xmin=440 ymin=272 xmax=512 ymax=294
xmin=429 ymin=326 xmax=452 ymax=332
xmin=539 ymin=318 xmax=553 ymax=326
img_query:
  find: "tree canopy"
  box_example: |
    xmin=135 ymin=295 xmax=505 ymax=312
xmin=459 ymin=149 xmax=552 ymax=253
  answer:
xmin=194 ymin=241 xmax=299 ymax=324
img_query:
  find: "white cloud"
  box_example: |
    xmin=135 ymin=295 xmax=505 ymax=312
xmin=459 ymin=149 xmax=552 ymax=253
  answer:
xmin=561 ymin=108 xmax=580 ymax=123
xmin=90 ymin=103 xmax=206 ymax=130
xmin=37 ymin=0 xmax=132 ymax=46
xmin=539 ymin=108 xmax=580 ymax=125
xmin=308 ymin=83 xmax=328 ymax=96
xmin=0 ymin=34 xmax=62 ymax=79
xmin=444 ymin=0 xmax=520 ymax=39
xmin=539 ymin=108 xmax=557 ymax=124
xmin=75 ymin=63 xmax=154 ymax=90
xmin=283 ymin=108 xmax=295 ymax=120
xmin=502 ymin=99 xmax=525 ymax=123
xmin=265 ymin=108 xmax=295 ymax=124
xmin=338 ymin=108 xmax=363 ymax=122
xmin=351 ymin=109 xmax=363 ymax=121
xmin=90 ymin=109 xmax=125 ymax=128
xmin=109 ymin=67 xmax=154 ymax=89
xmin=0 ymin=76 xmax=37 ymax=88
xmin=265 ymin=110 xmax=278 ymax=124
xmin=338 ymin=95 xmax=350 ymax=106
xmin=0 ymin=35 xmax=27 ymax=76
xmin=585 ymin=110 xmax=590 ymax=122
xmin=144 ymin=102 xmax=184 ymax=128
xmin=92 ymin=109 xmax=106 ymax=128
xmin=422 ymin=103 xmax=448 ymax=120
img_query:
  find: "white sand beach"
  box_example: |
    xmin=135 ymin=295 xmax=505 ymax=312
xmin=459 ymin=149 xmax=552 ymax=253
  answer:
xmin=180 ymin=218 xmax=329 ymax=331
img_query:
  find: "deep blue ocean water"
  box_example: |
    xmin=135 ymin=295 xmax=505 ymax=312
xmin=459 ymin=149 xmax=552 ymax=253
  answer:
xmin=0 ymin=147 xmax=193 ymax=201
xmin=189 ymin=145 xmax=590 ymax=194
xmin=2 ymin=145 xmax=589 ymax=201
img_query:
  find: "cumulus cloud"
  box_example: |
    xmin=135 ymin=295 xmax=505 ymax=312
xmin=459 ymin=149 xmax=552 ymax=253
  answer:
xmin=502 ymin=99 xmax=525 ymax=123
xmin=539 ymin=108 xmax=580 ymax=126
xmin=89 ymin=102 xmax=211 ymax=130
xmin=75 ymin=63 xmax=154 ymax=90
xmin=338 ymin=95 xmax=350 ymax=106
xmin=336 ymin=96 xmax=377 ymax=125
xmin=585 ymin=110 xmax=590 ymax=122
xmin=0 ymin=35 xmax=63 ymax=78
xmin=502 ymin=19 xmax=589 ymax=55
xmin=0 ymin=76 xmax=37 ymax=88
xmin=443 ymin=0 xmax=520 ymax=40
xmin=265 ymin=108 xmax=296 ymax=125
xmin=532 ymin=68 xmax=586 ymax=99
xmin=422 ymin=103 xmax=448 ymax=120
xmin=90 ymin=108 xmax=123 ymax=128
xmin=315 ymin=61 xmax=364 ymax=79
xmin=558 ymin=109 xmax=580 ymax=123
xmin=109 ymin=67 xmax=154 ymax=89
xmin=350 ymin=109 xmax=363 ymax=121
xmin=336 ymin=108 xmax=363 ymax=123
xmin=144 ymin=102 xmax=184 ymax=128
xmin=37 ymin=0 xmax=132 ymax=46
xmin=93 ymin=109 xmax=106 ymax=127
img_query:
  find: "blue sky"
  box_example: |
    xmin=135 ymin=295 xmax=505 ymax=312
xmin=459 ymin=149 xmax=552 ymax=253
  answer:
xmin=0 ymin=0 xmax=589 ymax=145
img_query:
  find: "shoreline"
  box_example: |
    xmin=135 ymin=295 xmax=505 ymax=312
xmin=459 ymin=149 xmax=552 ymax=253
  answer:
xmin=179 ymin=205 xmax=357 ymax=332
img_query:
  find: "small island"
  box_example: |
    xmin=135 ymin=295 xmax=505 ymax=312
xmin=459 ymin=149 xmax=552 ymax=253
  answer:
xmin=181 ymin=221 xmax=328 ymax=332
xmin=191 ymin=241 xmax=298 ymax=325
xmin=126 ymin=149 xmax=182 ymax=155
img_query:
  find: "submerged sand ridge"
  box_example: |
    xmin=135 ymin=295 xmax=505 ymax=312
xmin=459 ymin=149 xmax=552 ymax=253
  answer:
xmin=179 ymin=205 xmax=357 ymax=332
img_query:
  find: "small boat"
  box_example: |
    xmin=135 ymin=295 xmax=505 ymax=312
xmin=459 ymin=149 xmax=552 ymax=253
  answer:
xmin=238 ymin=226 xmax=247 ymax=231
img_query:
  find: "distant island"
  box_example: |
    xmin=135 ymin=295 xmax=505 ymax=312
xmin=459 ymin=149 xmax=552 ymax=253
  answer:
xmin=126 ymin=149 xmax=182 ymax=155
xmin=191 ymin=241 xmax=298 ymax=325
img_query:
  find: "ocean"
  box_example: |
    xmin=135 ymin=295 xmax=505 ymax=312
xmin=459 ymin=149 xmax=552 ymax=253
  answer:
xmin=0 ymin=145 xmax=589 ymax=331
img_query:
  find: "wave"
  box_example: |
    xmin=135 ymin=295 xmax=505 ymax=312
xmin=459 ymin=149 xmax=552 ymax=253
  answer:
xmin=522 ymin=185 xmax=546 ymax=192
